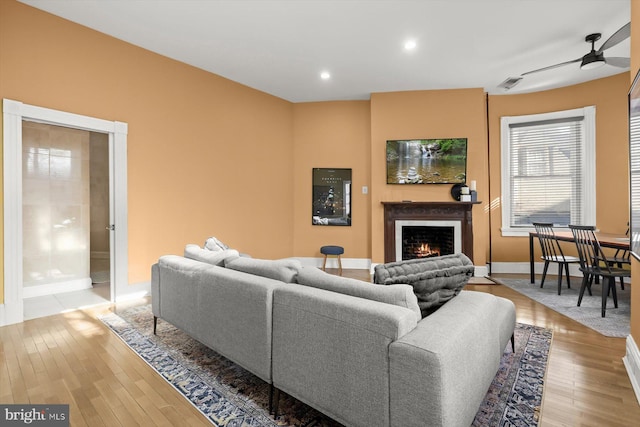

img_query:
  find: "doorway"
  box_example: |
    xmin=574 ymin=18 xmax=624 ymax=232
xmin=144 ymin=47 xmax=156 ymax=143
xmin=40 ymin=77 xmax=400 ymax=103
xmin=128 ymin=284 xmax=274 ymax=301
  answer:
xmin=2 ymin=99 xmax=128 ymax=326
xmin=21 ymin=122 xmax=112 ymax=319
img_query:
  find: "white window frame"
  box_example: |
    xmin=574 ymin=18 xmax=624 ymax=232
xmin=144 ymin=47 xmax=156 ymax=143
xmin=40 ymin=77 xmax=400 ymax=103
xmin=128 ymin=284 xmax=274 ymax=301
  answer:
xmin=500 ymin=106 xmax=596 ymax=237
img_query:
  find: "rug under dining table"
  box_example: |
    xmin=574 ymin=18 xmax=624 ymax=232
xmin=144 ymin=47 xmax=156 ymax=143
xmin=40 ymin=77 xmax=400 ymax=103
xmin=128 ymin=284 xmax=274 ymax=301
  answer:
xmin=491 ymin=276 xmax=630 ymax=337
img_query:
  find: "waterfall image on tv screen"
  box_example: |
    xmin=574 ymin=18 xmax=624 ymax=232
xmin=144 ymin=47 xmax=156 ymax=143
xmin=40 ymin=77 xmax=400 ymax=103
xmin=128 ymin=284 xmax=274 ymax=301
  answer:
xmin=386 ymin=138 xmax=467 ymax=184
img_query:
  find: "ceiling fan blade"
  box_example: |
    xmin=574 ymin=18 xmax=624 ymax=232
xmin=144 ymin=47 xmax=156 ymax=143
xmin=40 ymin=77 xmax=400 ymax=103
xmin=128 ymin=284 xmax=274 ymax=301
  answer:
xmin=521 ymin=58 xmax=581 ymax=76
xmin=597 ymin=22 xmax=630 ymax=53
xmin=605 ymin=56 xmax=631 ymax=68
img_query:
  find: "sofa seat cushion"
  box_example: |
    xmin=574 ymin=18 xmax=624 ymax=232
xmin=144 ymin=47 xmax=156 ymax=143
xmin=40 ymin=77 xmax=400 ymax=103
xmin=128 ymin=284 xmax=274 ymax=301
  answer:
xmin=184 ymin=244 xmax=240 ymax=266
xmin=224 ymin=257 xmax=302 ymax=283
xmin=373 ymin=253 xmax=474 ymax=317
xmin=295 ymin=266 xmax=421 ymax=321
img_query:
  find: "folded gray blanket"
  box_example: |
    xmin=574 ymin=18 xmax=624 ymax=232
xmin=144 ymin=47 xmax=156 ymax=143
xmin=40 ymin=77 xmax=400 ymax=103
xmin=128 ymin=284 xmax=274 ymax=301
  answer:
xmin=373 ymin=253 xmax=474 ymax=317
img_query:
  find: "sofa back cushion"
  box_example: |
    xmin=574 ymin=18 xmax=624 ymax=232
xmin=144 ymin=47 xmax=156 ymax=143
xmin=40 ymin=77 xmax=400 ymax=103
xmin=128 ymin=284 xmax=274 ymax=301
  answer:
xmin=154 ymin=254 xmax=279 ymax=383
xmin=184 ymin=244 xmax=239 ymax=266
xmin=373 ymin=253 xmax=474 ymax=317
xmin=224 ymin=257 xmax=302 ymax=283
xmin=295 ymin=266 xmax=421 ymax=321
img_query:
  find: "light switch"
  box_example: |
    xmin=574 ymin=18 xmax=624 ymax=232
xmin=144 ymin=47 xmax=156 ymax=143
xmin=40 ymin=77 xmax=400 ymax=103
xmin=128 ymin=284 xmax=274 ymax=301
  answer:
xmin=362 ymin=186 xmax=368 ymax=194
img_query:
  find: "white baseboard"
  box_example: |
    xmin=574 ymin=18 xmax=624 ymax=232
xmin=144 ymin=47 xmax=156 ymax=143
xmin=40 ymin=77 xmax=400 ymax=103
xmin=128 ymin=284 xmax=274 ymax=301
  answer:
xmin=295 ymin=257 xmax=372 ymax=270
xmin=489 ymin=261 xmax=628 ymax=286
xmin=624 ymin=335 xmax=640 ymax=406
xmin=490 ymin=261 xmax=582 ymax=277
xmin=23 ymin=277 xmax=93 ymax=299
xmin=115 ymin=280 xmax=151 ymax=302
xmin=474 ymin=265 xmax=489 ymax=277
xmin=0 ymin=301 xmax=24 ymax=327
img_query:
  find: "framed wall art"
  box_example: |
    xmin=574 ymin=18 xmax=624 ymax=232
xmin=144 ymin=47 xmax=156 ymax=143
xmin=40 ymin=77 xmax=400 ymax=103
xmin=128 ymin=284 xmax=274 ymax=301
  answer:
xmin=312 ymin=168 xmax=351 ymax=226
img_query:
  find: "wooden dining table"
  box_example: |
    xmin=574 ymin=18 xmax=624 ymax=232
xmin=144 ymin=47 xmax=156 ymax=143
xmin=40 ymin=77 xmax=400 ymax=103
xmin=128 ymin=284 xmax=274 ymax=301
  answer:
xmin=528 ymin=230 xmax=630 ymax=283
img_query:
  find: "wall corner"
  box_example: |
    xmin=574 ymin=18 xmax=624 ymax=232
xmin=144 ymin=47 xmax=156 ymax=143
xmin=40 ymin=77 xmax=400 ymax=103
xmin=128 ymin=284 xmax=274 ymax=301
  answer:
xmin=623 ymin=334 xmax=640 ymax=406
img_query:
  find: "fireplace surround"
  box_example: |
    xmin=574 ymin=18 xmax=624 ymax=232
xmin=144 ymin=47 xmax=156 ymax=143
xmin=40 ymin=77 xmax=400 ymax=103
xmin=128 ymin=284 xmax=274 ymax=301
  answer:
xmin=382 ymin=201 xmax=478 ymax=263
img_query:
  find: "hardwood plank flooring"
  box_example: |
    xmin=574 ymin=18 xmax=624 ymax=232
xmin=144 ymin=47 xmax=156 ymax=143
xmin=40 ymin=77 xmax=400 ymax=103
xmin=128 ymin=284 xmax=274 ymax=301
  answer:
xmin=0 ymin=270 xmax=639 ymax=426
xmin=467 ymin=274 xmax=640 ymax=427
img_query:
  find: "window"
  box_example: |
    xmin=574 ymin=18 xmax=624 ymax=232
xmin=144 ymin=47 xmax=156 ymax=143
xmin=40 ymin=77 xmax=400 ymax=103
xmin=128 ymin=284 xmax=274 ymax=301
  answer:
xmin=629 ymin=72 xmax=640 ymax=257
xmin=500 ymin=106 xmax=595 ymax=236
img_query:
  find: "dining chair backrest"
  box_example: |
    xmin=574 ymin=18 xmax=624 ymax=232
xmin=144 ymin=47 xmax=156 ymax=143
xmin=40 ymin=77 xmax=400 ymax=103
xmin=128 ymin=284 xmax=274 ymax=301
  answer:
xmin=533 ymin=222 xmax=567 ymax=260
xmin=569 ymin=225 xmax=612 ymax=274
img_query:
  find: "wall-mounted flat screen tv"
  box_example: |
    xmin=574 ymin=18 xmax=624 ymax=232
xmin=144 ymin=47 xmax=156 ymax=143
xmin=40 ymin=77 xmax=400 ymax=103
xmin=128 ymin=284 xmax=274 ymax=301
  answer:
xmin=386 ymin=138 xmax=467 ymax=184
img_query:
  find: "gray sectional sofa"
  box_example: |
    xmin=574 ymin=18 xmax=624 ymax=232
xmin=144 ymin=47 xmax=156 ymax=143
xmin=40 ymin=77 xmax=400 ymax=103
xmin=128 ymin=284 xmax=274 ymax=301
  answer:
xmin=151 ymin=245 xmax=516 ymax=427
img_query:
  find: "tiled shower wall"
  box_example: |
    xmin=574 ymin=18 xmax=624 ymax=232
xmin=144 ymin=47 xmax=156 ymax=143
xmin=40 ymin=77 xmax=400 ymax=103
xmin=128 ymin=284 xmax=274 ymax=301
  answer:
xmin=89 ymin=132 xmax=110 ymax=275
xmin=22 ymin=122 xmax=91 ymax=291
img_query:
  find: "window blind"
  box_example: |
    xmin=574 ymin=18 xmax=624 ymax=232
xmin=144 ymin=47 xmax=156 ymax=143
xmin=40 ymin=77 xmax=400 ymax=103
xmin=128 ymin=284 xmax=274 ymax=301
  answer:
xmin=630 ymin=112 xmax=640 ymax=254
xmin=508 ymin=117 xmax=583 ymax=227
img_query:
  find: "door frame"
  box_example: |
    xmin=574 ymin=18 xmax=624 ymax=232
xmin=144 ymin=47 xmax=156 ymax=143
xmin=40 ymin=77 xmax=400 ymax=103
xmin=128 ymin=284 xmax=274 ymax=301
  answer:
xmin=2 ymin=99 xmax=128 ymax=326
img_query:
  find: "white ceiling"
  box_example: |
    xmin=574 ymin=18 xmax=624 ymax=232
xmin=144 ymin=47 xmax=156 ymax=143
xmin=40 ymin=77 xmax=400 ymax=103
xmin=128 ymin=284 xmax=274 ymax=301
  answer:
xmin=19 ymin=0 xmax=631 ymax=103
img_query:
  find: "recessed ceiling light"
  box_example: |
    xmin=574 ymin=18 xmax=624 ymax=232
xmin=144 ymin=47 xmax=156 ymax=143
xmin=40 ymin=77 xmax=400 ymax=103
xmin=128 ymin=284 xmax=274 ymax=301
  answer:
xmin=404 ymin=40 xmax=417 ymax=51
xmin=320 ymin=71 xmax=331 ymax=80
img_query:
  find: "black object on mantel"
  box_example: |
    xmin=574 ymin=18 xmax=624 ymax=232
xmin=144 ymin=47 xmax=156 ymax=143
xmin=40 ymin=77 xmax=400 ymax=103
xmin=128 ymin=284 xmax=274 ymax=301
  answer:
xmin=451 ymin=183 xmax=480 ymax=202
xmin=451 ymin=183 xmax=464 ymax=201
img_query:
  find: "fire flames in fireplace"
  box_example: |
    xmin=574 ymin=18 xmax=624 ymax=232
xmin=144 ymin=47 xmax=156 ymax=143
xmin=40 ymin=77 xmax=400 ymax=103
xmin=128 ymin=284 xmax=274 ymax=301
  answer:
xmin=415 ymin=243 xmax=441 ymax=258
xmin=401 ymin=225 xmax=454 ymax=261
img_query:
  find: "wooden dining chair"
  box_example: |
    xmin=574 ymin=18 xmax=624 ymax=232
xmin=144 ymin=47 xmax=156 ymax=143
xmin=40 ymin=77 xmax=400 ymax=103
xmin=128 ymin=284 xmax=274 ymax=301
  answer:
xmin=569 ymin=224 xmax=630 ymax=317
xmin=604 ymin=223 xmax=630 ymax=290
xmin=532 ymin=222 xmax=580 ymax=295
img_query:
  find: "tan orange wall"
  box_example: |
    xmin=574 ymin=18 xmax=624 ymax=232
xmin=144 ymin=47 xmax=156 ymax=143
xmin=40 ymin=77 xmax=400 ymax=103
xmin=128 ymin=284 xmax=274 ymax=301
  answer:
xmin=292 ymin=102 xmax=371 ymax=259
xmin=370 ymin=89 xmax=490 ymax=265
xmin=0 ymin=0 xmax=295 ymax=289
xmin=488 ymin=74 xmax=630 ymax=263
xmin=630 ymin=0 xmax=640 ymax=344
xmin=633 ymin=0 xmax=640 ymax=79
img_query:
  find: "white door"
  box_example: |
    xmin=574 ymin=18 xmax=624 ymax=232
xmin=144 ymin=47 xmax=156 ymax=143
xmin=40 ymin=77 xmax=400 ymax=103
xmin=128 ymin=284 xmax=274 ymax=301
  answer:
xmin=2 ymin=99 xmax=128 ymax=326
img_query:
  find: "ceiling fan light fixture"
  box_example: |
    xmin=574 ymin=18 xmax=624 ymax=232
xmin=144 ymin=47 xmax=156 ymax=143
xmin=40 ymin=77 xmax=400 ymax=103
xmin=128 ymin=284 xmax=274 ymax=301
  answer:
xmin=580 ymin=52 xmax=605 ymax=70
xmin=498 ymin=76 xmax=523 ymax=90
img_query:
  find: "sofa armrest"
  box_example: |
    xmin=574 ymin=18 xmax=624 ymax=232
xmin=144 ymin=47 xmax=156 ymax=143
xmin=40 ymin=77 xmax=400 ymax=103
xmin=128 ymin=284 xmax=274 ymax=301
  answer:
xmin=389 ymin=291 xmax=507 ymax=427
xmin=272 ymin=285 xmax=418 ymax=427
xmin=494 ymin=296 xmax=517 ymax=353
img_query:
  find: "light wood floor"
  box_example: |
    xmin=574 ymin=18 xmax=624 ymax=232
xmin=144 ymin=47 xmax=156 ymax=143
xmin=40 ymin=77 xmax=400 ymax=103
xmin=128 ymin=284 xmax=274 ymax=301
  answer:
xmin=1 ymin=271 xmax=639 ymax=426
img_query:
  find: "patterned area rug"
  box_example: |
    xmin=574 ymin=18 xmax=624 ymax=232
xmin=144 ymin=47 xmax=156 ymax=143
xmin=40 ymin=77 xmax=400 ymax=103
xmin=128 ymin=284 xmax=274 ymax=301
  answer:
xmin=492 ymin=277 xmax=629 ymax=337
xmin=100 ymin=305 xmax=551 ymax=427
xmin=471 ymin=322 xmax=551 ymax=427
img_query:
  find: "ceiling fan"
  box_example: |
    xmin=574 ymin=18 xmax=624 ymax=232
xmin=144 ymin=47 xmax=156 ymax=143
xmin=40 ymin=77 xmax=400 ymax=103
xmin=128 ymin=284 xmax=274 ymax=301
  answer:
xmin=499 ymin=22 xmax=630 ymax=90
